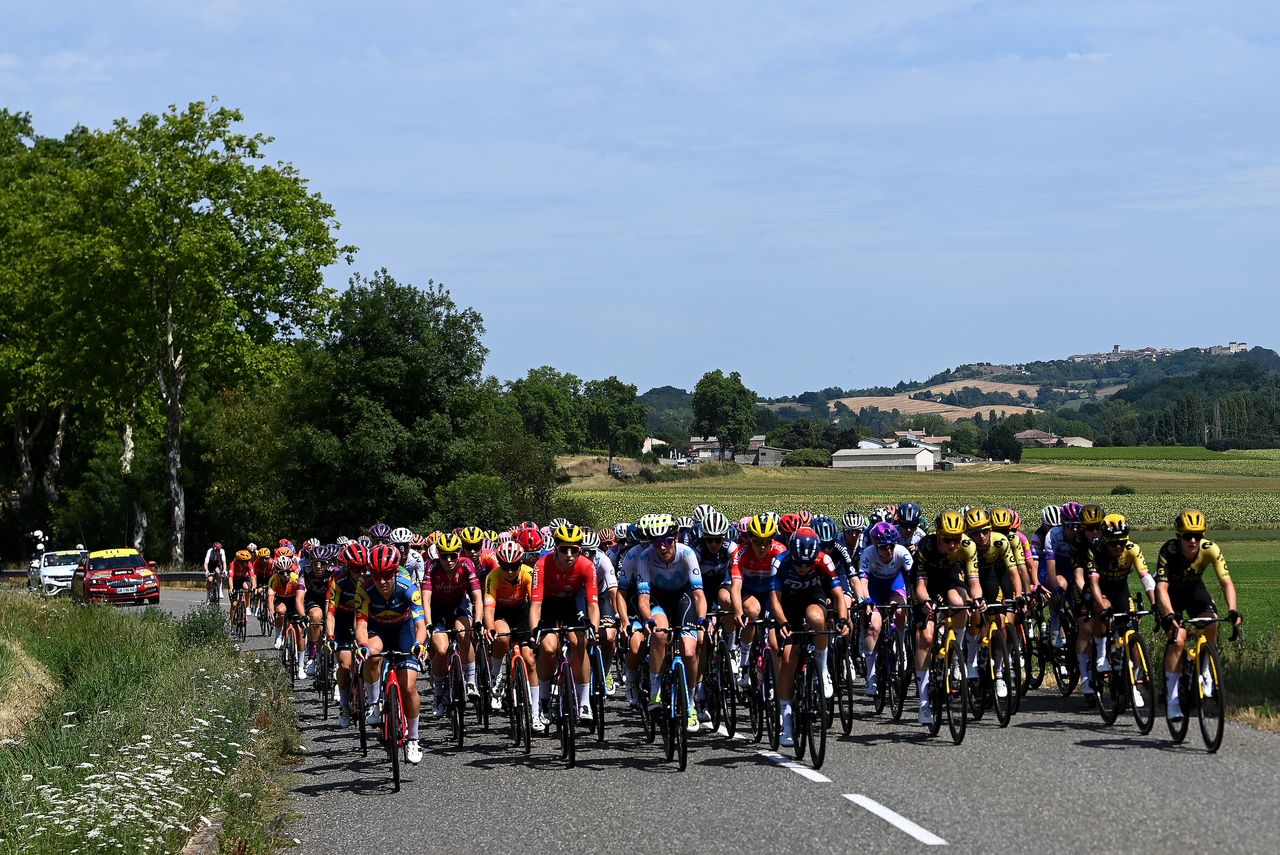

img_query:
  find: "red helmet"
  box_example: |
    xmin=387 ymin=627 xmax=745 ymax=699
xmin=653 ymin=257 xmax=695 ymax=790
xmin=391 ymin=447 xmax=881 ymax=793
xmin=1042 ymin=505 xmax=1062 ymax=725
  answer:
xmin=779 ymin=513 xmax=802 ymax=536
xmin=339 ymin=541 xmax=369 ymax=569
xmin=367 ymin=544 xmax=402 ymax=578
xmin=796 ymin=510 xmax=813 ymax=527
xmin=495 ymin=540 xmax=523 ymax=565
xmin=515 ymin=528 xmax=544 ymax=553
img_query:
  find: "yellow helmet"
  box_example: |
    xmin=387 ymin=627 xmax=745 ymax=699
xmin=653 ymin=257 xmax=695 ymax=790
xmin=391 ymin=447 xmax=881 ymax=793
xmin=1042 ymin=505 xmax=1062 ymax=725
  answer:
xmin=1101 ymin=513 xmax=1130 ymax=542
xmin=935 ymin=511 xmax=966 ymax=537
xmin=437 ymin=532 xmax=463 ymax=553
xmin=1082 ymin=504 xmax=1106 ymax=527
xmin=748 ymin=513 xmax=779 ymax=540
xmin=1175 ymin=509 xmax=1207 ymax=535
xmin=964 ymin=507 xmax=991 ymax=533
xmin=989 ymin=508 xmax=1015 ymax=531
xmin=235 ymin=549 xmax=252 ymax=562
xmin=459 ymin=525 xmax=486 ymax=546
xmin=256 ymin=547 xmax=271 ymax=559
xmin=552 ymin=523 xmax=585 ymax=545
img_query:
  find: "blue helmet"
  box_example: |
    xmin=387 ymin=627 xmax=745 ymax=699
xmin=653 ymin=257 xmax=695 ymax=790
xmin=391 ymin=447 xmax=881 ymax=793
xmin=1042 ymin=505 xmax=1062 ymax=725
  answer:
xmin=811 ymin=515 xmax=839 ymax=545
xmin=896 ymin=502 xmax=924 ymax=527
xmin=790 ymin=533 xmax=821 ymax=564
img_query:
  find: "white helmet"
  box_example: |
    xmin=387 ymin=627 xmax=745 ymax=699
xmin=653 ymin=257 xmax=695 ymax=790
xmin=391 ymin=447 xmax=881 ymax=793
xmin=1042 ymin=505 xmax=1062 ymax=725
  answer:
xmin=390 ymin=526 xmax=413 ymax=546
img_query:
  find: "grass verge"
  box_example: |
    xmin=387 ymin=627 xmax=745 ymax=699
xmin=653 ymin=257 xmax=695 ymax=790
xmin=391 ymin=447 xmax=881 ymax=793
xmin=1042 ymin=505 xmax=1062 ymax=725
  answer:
xmin=0 ymin=594 xmax=298 ymax=854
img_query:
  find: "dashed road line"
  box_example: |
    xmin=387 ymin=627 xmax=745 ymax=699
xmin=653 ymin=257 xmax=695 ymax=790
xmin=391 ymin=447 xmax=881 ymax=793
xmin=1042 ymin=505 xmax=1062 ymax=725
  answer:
xmin=757 ymin=750 xmax=832 ymax=783
xmin=843 ymin=793 xmax=947 ymax=845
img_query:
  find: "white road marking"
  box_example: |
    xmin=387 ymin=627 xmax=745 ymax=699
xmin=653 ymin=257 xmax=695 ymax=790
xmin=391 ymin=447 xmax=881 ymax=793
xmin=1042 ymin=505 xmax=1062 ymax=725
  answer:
xmin=757 ymin=750 xmax=832 ymax=783
xmin=844 ymin=794 xmax=947 ymax=846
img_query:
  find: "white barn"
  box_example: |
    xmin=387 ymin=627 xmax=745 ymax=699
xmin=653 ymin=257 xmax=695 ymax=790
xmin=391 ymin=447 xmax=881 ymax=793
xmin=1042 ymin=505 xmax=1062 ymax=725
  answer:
xmin=831 ymin=447 xmax=935 ymax=472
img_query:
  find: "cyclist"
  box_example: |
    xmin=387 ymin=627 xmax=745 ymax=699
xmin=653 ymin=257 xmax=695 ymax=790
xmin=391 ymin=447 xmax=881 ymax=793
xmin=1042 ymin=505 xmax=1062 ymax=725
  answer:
xmin=1045 ymin=502 xmax=1091 ymax=649
xmin=633 ymin=514 xmax=707 ymax=732
xmin=267 ymin=555 xmax=307 ymax=679
xmin=990 ymin=508 xmax=1032 ymax=596
xmin=252 ymin=547 xmax=273 ymax=601
xmin=389 ymin=527 xmax=424 ymax=583
xmin=459 ymin=525 xmax=497 ymax=586
xmin=962 ymin=508 xmax=1020 ymax=696
xmin=1083 ymin=513 xmax=1155 ymax=687
xmin=228 ymin=549 xmax=257 ymax=616
xmin=326 ymin=541 xmax=369 ymax=727
xmin=732 ymin=513 xmax=788 ymax=685
xmin=529 ymin=524 xmax=600 ymax=729
xmin=856 ymin=521 xmax=914 ymax=697
xmin=895 ymin=503 xmax=927 ymax=552
xmin=693 ymin=509 xmax=742 ymax=648
xmin=301 ymin=546 xmax=333 ymax=676
xmin=812 ymin=515 xmax=855 ymax=607
xmin=422 ymin=532 xmax=484 ymax=718
xmin=841 ymin=511 xmax=869 ymax=556
xmin=773 ymin=530 xmax=849 ymax=747
xmin=203 ymin=541 xmax=227 ymax=604
xmin=911 ymin=511 xmax=977 ymax=727
xmin=354 ymin=544 xmax=427 ymax=765
xmin=580 ymin=530 xmax=621 ymax=695
xmin=482 ymin=539 xmax=535 ymax=712
xmin=1155 ymin=510 xmax=1243 ymax=721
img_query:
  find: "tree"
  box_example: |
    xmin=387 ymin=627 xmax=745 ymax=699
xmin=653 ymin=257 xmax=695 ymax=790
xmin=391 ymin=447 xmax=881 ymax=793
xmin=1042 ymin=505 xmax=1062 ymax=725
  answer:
xmin=582 ymin=376 xmax=646 ymax=463
xmin=508 ymin=366 xmax=586 ymax=454
xmin=781 ymin=447 xmax=831 ymax=467
xmin=949 ymin=421 xmax=980 ymax=455
xmin=691 ymin=369 xmax=757 ymax=456
xmin=981 ymin=423 xmax=1023 ymax=462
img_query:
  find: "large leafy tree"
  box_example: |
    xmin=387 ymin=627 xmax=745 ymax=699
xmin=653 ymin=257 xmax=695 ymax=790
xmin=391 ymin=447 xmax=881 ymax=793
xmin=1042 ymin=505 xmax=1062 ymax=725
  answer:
xmin=582 ymin=376 xmax=646 ymax=463
xmin=691 ymin=369 xmax=757 ymax=456
xmin=508 ymin=366 xmax=586 ymax=454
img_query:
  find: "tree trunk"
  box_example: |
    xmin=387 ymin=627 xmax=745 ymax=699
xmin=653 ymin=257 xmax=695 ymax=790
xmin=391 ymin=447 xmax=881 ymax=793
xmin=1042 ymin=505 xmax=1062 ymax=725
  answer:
xmin=13 ymin=405 xmax=44 ymax=501
xmin=165 ymin=386 xmax=185 ymax=564
xmin=42 ymin=402 xmax=69 ymax=505
xmin=120 ymin=421 xmax=148 ymax=551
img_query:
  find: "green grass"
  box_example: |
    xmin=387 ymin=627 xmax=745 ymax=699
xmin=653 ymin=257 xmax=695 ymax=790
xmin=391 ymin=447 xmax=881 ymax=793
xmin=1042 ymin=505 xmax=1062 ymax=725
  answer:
xmin=0 ymin=643 xmax=11 ymax=688
xmin=0 ymin=597 xmax=298 ymax=855
xmin=1023 ymin=446 xmax=1249 ymax=461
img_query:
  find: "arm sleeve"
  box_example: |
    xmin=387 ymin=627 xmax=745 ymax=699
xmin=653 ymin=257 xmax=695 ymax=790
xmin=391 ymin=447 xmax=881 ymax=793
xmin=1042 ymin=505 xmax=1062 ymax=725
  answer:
xmin=579 ymin=559 xmax=599 ymax=604
xmin=530 ymin=559 xmax=545 ymax=603
xmin=353 ymin=584 xmax=370 ymax=622
xmin=636 ymin=556 xmax=651 ymax=597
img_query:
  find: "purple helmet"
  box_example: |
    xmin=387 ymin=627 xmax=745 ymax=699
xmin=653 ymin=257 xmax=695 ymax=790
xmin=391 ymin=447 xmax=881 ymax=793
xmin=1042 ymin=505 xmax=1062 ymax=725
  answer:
xmin=869 ymin=521 xmax=898 ymax=548
xmin=1061 ymin=501 xmax=1083 ymax=524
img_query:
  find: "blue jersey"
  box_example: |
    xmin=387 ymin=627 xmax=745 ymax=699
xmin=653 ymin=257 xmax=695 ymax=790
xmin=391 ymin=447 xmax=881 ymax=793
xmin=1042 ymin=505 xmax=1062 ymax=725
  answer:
xmin=771 ymin=552 xmax=841 ymax=597
xmin=635 ymin=543 xmax=703 ymax=596
xmin=354 ymin=576 xmax=425 ymax=626
xmin=695 ymin=540 xmax=737 ymax=583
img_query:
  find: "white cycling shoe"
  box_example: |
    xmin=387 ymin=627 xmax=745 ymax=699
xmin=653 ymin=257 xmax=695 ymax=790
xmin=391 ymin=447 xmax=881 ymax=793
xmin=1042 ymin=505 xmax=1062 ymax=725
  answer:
xmin=779 ymin=712 xmax=795 ymax=747
xmin=406 ymin=740 xmax=423 ymax=765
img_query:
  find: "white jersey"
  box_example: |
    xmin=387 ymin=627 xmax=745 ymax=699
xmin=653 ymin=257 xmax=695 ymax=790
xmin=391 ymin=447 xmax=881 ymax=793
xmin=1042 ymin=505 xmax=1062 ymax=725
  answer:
xmin=858 ymin=544 xmax=914 ymax=582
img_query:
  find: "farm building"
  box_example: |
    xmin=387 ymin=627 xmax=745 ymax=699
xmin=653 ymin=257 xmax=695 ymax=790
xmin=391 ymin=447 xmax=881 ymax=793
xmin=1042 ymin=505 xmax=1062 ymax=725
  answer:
xmin=831 ymin=447 xmax=935 ymax=472
xmin=754 ymin=446 xmax=791 ymax=467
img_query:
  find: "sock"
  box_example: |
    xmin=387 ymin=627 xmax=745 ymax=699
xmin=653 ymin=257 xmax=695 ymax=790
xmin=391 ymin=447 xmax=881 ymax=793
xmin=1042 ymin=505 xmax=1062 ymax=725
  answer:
xmin=1094 ymin=637 xmax=1107 ymax=664
xmin=576 ymin=682 xmax=589 ymax=708
xmin=1078 ymin=653 xmax=1092 ymax=687
xmin=529 ymin=682 xmax=542 ymax=710
xmin=816 ymin=647 xmax=829 ymax=675
xmin=739 ymin=643 xmax=752 ymax=668
xmin=489 ymin=656 xmax=501 ymax=680
xmin=865 ymin=650 xmax=878 ymax=682
xmin=433 ymin=677 xmax=445 ymax=700
xmin=780 ymin=699 xmax=793 ymax=719
xmin=917 ymin=669 xmax=930 ymax=706
xmin=1165 ymin=671 xmax=1180 ymax=705
xmin=464 ymin=661 xmax=476 ymax=685
xmin=650 ymin=672 xmax=662 ymax=697
xmin=408 ymin=715 xmax=420 ymax=739
xmin=366 ymin=679 xmax=381 ymax=707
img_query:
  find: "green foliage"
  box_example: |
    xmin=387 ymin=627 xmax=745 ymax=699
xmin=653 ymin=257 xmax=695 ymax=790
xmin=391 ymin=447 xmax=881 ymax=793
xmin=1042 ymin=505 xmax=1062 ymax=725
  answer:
xmin=435 ymin=474 xmax=515 ymax=530
xmin=691 ymin=369 xmax=757 ymax=452
xmin=508 ymin=366 xmax=587 ymax=454
xmin=781 ymin=447 xmax=831 ymax=467
xmin=582 ymin=376 xmax=647 ymax=459
xmin=765 ymin=419 xmax=860 ymax=454
xmin=1111 ymin=484 xmax=1136 ymax=495
xmin=638 ymin=385 xmax=693 ymax=440
xmin=980 ymin=423 xmax=1023 ymax=462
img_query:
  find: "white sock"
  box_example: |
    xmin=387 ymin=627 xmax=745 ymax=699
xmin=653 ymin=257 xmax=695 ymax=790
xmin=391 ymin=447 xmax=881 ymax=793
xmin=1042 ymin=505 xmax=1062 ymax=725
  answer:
xmin=576 ymin=682 xmax=589 ymax=708
xmin=739 ymin=643 xmax=752 ymax=668
xmin=780 ymin=699 xmax=793 ymax=719
xmin=1078 ymin=653 xmax=1091 ymax=679
xmin=366 ymin=679 xmax=381 ymax=707
xmin=816 ymin=647 xmax=828 ymax=674
xmin=1094 ymin=637 xmax=1107 ymax=663
xmin=1165 ymin=671 xmax=1180 ymax=704
xmin=408 ymin=715 xmax=420 ymax=739
xmin=529 ymin=682 xmax=541 ymax=710
xmin=866 ymin=650 xmax=878 ymax=682
xmin=464 ymin=661 xmax=476 ymax=685
xmin=917 ymin=669 xmax=930 ymax=705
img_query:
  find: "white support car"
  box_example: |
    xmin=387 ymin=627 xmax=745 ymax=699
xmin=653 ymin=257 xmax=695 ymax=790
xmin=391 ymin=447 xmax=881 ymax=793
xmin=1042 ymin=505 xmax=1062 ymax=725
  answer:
xmin=34 ymin=550 xmax=84 ymax=596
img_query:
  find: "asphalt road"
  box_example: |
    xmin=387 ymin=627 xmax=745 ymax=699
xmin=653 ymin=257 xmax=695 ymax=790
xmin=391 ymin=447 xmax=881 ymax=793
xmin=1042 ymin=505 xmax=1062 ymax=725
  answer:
xmin=161 ymin=589 xmax=1280 ymax=853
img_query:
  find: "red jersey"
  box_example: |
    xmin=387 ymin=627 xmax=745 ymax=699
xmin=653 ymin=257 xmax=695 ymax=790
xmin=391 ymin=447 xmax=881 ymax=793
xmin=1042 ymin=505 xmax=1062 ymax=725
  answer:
xmin=731 ymin=540 xmax=788 ymax=594
xmin=532 ymin=553 xmax=598 ymax=604
xmin=230 ymin=558 xmax=256 ymax=583
xmin=422 ymin=556 xmax=481 ymax=609
xmin=252 ymin=557 xmax=272 ymax=583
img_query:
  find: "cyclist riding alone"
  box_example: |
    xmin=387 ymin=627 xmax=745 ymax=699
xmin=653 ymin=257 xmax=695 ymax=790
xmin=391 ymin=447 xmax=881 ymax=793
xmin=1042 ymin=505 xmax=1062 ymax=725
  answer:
xmin=1155 ymin=510 xmax=1243 ymax=722
xmin=354 ymin=543 xmax=428 ymax=765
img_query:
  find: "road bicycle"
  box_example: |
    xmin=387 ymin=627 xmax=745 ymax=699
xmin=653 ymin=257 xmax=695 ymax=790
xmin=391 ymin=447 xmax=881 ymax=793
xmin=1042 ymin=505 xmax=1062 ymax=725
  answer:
xmin=1164 ymin=615 xmax=1239 ymax=752
xmin=1045 ymin=590 xmax=1080 ymax=696
xmin=540 ymin=624 xmax=591 ymax=768
xmin=228 ymin=588 xmax=250 ymax=643
xmin=782 ymin=624 xmax=842 ymax=770
xmin=359 ymin=649 xmax=420 ymax=792
xmin=490 ymin=630 xmax=533 ymax=754
xmin=586 ymin=619 xmax=612 ymax=743
xmin=649 ymin=623 xmax=698 ymax=771
xmin=253 ymin=589 xmax=271 ymax=637
xmin=869 ymin=604 xmax=912 ymax=721
xmin=471 ymin=625 xmax=492 ymax=734
xmin=281 ymin=614 xmax=308 ymax=686
xmin=828 ymin=623 xmax=858 ymax=736
xmin=968 ymin=602 xmax=1015 ymax=727
xmin=433 ymin=627 xmax=470 ymax=748
xmin=314 ymin=632 xmax=336 ymax=720
xmin=741 ymin=618 xmax=780 ymax=751
xmin=701 ymin=608 xmax=738 ymax=738
xmin=1089 ymin=600 xmax=1155 ymax=732
xmin=923 ymin=603 xmax=970 ymax=745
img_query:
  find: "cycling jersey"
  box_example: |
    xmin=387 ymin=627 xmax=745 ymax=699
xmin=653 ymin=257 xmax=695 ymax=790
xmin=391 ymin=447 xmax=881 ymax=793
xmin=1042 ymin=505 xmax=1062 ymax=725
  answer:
xmin=896 ymin=527 xmax=926 ymax=550
xmin=402 ymin=548 xmax=426 ymax=583
xmin=484 ymin=565 xmax=533 ymax=610
xmin=822 ymin=541 xmax=855 ymax=592
xmin=1088 ymin=541 xmax=1148 ymax=585
xmin=229 ymin=558 xmax=256 ymax=583
xmin=771 ymin=552 xmax=840 ymax=599
xmin=732 ymin=540 xmax=787 ymax=596
xmin=858 ymin=544 xmax=914 ymax=583
xmin=325 ymin=570 xmax=362 ymax=616
xmin=268 ymin=571 xmax=304 ymax=598
xmin=423 ymin=556 xmax=481 ymax=609
xmin=531 ymin=553 xmax=598 ymax=604
xmin=634 ymin=544 xmax=703 ymax=596
xmin=912 ymin=534 xmax=977 ymax=598
xmin=695 ymin=540 xmax=737 ymax=585
xmin=972 ymin=532 xmax=1018 ymax=601
xmin=1155 ymin=539 xmax=1230 ymax=586
xmin=998 ymin=531 xmax=1029 ymax=569
xmin=592 ymin=550 xmax=618 ymax=594
xmin=354 ymin=575 xmax=425 ymax=626
xmin=252 ymin=557 xmax=272 ymax=584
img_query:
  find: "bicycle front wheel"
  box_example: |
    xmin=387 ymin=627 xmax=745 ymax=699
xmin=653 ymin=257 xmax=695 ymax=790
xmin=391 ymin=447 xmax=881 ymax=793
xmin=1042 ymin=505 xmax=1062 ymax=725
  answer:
xmin=559 ymin=664 xmax=577 ymax=767
xmin=806 ymin=662 xmax=826 ymax=769
xmin=945 ymin=638 xmax=967 ymax=745
xmin=673 ymin=663 xmax=689 ymax=771
xmin=1197 ymin=642 xmax=1226 ymax=753
xmin=889 ymin=632 xmax=907 ymax=722
xmin=1127 ymin=633 xmax=1156 ymax=734
xmin=450 ymin=661 xmax=466 ymax=748
xmin=763 ymin=648 xmax=780 ymax=752
xmin=385 ymin=682 xmax=402 ymax=792
xmin=591 ymin=644 xmax=607 ymax=744
xmin=991 ymin=630 xmax=1012 ymax=728
xmin=475 ymin=645 xmax=492 ymax=733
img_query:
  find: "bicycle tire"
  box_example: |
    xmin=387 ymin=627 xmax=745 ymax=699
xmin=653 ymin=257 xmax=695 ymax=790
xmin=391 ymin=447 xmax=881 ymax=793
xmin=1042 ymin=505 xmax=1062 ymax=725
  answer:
xmin=513 ymin=661 xmax=532 ymax=754
xmin=320 ymin=648 xmax=332 ymax=720
xmin=1128 ymin=633 xmax=1156 ymax=735
xmin=1197 ymin=641 xmax=1226 ymax=752
xmin=450 ymin=658 xmax=466 ymax=748
xmin=1025 ymin=612 xmax=1046 ymax=690
xmin=661 ymin=670 xmax=675 ymax=762
xmin=889 ymin=630 xmax=907 ymax=722
xmin=967 ymin=642 xmax=986 ymax=722
xmin=945 ymin=637 xmax=968 ymax=745
xmin=991 ymin=630 xmax=1012 ymax=727
xmin=356 ymin=675 xmax=368 ymax=756
xmin=763 ymin=648 xmax=780 ymax=752
xmin=475 ymin=643 xmax=492 ymax=733
xmin=706 ymin=647 xmax=723 ymax=733
xmin=591 ymin=644 xmax=606 ymax=743
xmin=927 ymin=650 xmax=944 ymax=738
xmin=839 ymin=645 xmax=856 ymax=736
xmin=807 ymin=661 xmax=826 ymax=769
xmin=720 ymin=643 xmax=738 ymax=738
xmin=285 ymin=638 xmax=296 ymax=688
xmin=1096 ymin=638 xmax=1122 ymax=726
xmin=873 ymin=636 xmax=888 ymax=715
xmin=748 ymin=654 xmax=764 ymax=743
xmin=561 ymin=662 xmax=577 ymax=768
xmin=1166 ymin=661 xmax=1191 ymax=744
xmin=793 ymin=663 xmax=808 ymax=762
xmin=385 ymin=681 xmax=402 ymax=792
xmin=1007 ymin=627 xmax=1024 ymax=716
xmin=673 ymin=661 xmax=688 ymax=771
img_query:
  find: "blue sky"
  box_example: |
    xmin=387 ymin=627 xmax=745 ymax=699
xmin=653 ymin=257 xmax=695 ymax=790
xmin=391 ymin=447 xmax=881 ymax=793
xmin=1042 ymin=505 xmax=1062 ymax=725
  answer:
xmin=3 ymin=1 xmax=1278 ymax=396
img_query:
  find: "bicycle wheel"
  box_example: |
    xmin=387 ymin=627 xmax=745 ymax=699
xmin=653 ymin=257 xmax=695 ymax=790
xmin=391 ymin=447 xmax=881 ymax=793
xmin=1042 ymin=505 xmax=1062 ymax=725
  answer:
xmin=1025 ymin=612 xmax=1046 ymax=690
xmin=1096 ymin=638 xmax=1122 ymax=726
xmin=1006 ymin=627 xmax=1024 ymax=716
xmin=839 ymin=645 xmax=857 ymax=736
xmin=1127 ymin=633 xmax=1156 ymax=735
xmin=561 ymin=666 xmax=577 ymax=768
xmin=591 ymin=644 xmax=606 ymax=743
xmin=513 ymin=663 xmax=533 ymax=754
xmin=719 ymin=642 xmax=738 ymax=738
xmin=967 ymin=643 xmax=986 ymax=722
xmin=385 ymin=682 xmax=402 ymax=792
xmin=673 ymin=662 xmax=689 ymax=771
xmin=661 ymin=671 xmax=675 ymax=762
xmin=873 ymin=637 xmax=888 ymax=715
xmin=991 ymin=631 xmax=1012 ymax=728
xmin=927 ymin=650 xmax=944 ymax=738
xmin=944 ymin=638 xmax=968 ymax=745
xmin=475 ymin=646 xmax=492 ymax=733
xmin=320 ymin=648 xmax=333 ymax=720
xmin=763 ymin=648 xmax=780 ymax=752
xmin=450 ymin=661 xmax=466 ymax=748
xmin=1166 ymin=663 xmax=1191 ymax=744
xmin=355 ymin=676 xmax=368 ymax=756
xmin=806 ymin=662 xmax=826 ymax=769
xmin=705 ymin=646 xmax=722 ymax=733
xmin=748 ymin=652 xmax=764 ymax=743
xmin=1197 ymin=642 xmax=1226 ymax=752
xmin=285 ymin=639 xmax=297 ymax=688
xmin=889 ymin=631 xmax=907 ymax=722
xmin=793 ymin=666 xmax=808 ymax=762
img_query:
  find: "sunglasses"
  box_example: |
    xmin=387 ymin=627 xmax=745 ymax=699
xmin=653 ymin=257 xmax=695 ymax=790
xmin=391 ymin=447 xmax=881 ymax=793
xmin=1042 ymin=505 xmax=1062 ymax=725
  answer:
xmin=900 ymin=522 xmax=918 ymax=530
xmin=499 ymin=562 xmax=522 ymax=572
xmin=703 ymin=536 xmax=724 ymax=545
xmin=1180 ymin=532 xmax=1204 ymax=542
xmin=750 ymin=536 xmax=773 ymax=547
xmin=1065 ymin=523 xmax=1083 ymax=530
xmin=1084 ymin=525 xmax=1101 ymax=532
xmin=557 ymin=545 xmax=581 ymax=556
xmin=876 ymin=543 xmax=894 ymax=550
xmin=439 ymin=551 xmax=459 ymax=560
xmin=940 ymin=536 xmax=962 ymax=546
xmin=652 ymin=537 xmax=676 ymax=549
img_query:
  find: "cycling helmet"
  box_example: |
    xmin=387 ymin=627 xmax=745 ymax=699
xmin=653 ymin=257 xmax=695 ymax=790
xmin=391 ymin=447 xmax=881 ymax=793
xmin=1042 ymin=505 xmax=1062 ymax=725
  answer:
xmin=964 ymin=507 xmax=992 ymax=533
xmin=779 ymin=513 xmax=802 ymax=537
xmin=235 ymin=549 xmax=252 ymax=562
xmin=274 ymin=546 xmax=294 ymax=558
xmin=1060 ymin=502 xmax=1083 ymax=524
xmin=990 ymin=508 xmax=1016 ymax=531
xmin=357 ymin=535 xmax=373 ymax=547
xmin=935 ymin=511 xmax=966 ymax=537
xmin=410 ymin=533 xmax=428 ymax=549
xmin=790 ymin=533 xmax=821 ymax=564
xmin=796 ymin=510 xmax=814 ymax=528
xmin=725 ymin=526 xmax=740 ymax=545
xmin=303 ymin=537 xmax=320 ymax=552
xmin=1101 ymin=513 xmax=1130 ymax=542
xmin=1041 ymin=504 xmax=1062 ymax=528
xmin=613 ymin=522 xmax=630 ymax=541
xmin=368 ymin=522 xmax=392 ymax=541
xmin=842 ymin=512 xmax=868 ymax=532
xmin=316 ymin=544 xmax=341 ymax=563
xmin=272 ymin=555 xmax=296 ymax=573
xmin=548 ymin=517 xmax=569 ymax=530
xmin=386 ymin=527 xmax=410 ymax=546
xmin=868 ymin=507 xmax=889 ymax=525
xmin=869 ymin=522 xmax=898 ymax=548
xmin=246 ymin=542 xmax=258 ymax=552
xmin=367 ymin=544 xmax=402 ymax=578
xmin=339 ymin=541 xmax=369 ymax=567
xmin=553 ymin=523 xmax=585 ymax=544
xmin=334 ymin=536 xmax=349 ymax=546
xmin=747 ymin=513 xmax=779 ymax=540
xmin=738 ymin=517 xmax=751 ymax=535
xmin=675 ymin=515 xmax=695 ymax=531
xmin=896 ymin=502 xmax=924 ymax=527
xmin=495 ymin=540 xmax=523 ymax=566
xmin=762 ymin=511 xmax=781 ymax=530
xmin=638 ymin=514 xmax=674 ymax=541
xmin=692 ymin=504 xmax=716 ymax=525
xmin=812 ymin=516 xmax=839 ymax=545
xmin=459 ymin=525 xmax=486 ymax=546
xmin=279 ymin=538 xmax=294 ymax=549
xmin=625 ymin=523 xmax=642 ymax=544
xmin=1081 ymin=504 xmax=1106 ymax=527
xmin=1175 ymin=509 xmax=1207 ymax=535
xmin=700 ymin=510 xmax=730 ymax=538
xmin=597 ymin=527 xmax=617 ymax=546
xmin=1009 ymin=510 xmax=1023 ymax=531
xmin=436 ymin=533 xmax=463 ymax=553
xmin=496 ymin=531 xmax=513 ymax=543
xmin=581 ymin=530 xmax=601 ymax=551
xmin=256 ymin=547 xmax=272 ymax=559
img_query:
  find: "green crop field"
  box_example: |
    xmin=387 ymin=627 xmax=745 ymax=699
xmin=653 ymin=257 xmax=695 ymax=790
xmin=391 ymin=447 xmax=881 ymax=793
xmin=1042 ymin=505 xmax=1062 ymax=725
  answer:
xmin=1023 ymin=446 xmax=1252 ymax=462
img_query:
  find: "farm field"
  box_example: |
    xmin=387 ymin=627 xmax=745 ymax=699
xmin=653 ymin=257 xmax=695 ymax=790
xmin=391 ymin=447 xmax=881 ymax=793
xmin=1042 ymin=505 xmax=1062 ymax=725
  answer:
xmin=567 ymin=455 xmax=1280 ymax=528
xmin=918 ymin=379 xmax=1046 ymax=396
xmin=823 ymin=395 xmax=1039 ymax=421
